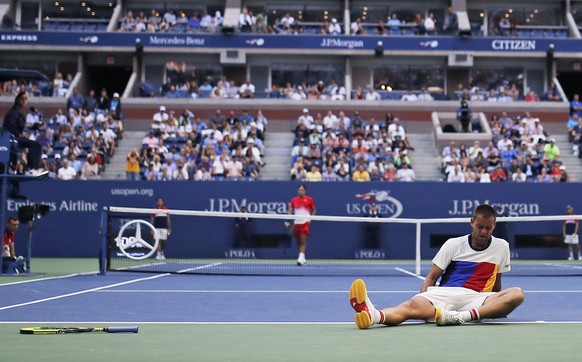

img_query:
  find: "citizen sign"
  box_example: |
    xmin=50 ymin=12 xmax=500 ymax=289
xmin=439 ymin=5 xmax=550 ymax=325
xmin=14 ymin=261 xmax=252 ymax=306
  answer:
xmin=491 ymin=39 xmax=536 ymax=51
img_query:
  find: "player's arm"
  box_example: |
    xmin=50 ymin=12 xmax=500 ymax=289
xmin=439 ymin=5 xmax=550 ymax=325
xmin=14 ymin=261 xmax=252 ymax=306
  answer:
xmin=420 ymin=264 xmax=444 ymax=292
xmin=9 ymin=242 xmax=16 ymax=259
xmin=492 ymin=273 xmax=503 ymax=292
xmin=310 ymin=202 xmax=316 ymax=221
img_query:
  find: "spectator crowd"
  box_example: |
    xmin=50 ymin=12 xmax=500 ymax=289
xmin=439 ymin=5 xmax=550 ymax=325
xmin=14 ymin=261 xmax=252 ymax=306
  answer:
xmin=119 ymin=9 xmax=224 ymax=33
xmin=441 ymin=107 xmax=570 ymax=183
xmin=13 ymin=87 xmax=124 ymax=180
xmin=137 ymin=107 xmax=268 ymax=181
xmin=289 ymin=108 xmax=416 ymax=182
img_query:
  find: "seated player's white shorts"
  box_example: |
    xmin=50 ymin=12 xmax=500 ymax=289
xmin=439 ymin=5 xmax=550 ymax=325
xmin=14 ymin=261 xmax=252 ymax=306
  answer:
xmin=565 ymin=235 xmax=579 ymax=245
xmin=156 ymin=228 xmax=168 ymax=240
xmin=415 ymin=286 xmax=496 ymax=316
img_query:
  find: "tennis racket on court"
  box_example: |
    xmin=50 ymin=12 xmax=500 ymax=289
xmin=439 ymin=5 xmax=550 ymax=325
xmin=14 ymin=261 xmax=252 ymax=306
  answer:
xmin=20 ymin=326 xmax=138 ymax=335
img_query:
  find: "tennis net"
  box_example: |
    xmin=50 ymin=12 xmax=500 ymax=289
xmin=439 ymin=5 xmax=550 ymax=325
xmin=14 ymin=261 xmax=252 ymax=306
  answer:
xmin=101 ymin=206 xmax=582 ymax=277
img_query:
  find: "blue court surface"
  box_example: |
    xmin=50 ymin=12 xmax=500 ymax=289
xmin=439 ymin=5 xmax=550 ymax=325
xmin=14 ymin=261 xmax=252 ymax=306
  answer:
xmin=1 ymin=271 xmax=582 ymax=361
xmin=1 ymin=273 xmax=580 ymax=323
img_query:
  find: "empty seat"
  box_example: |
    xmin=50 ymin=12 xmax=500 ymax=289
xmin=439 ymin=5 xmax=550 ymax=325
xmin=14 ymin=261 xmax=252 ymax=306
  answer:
xmin=43 ymin=22 xmax=57 ymax=30
xmin=70 ymin=23 xmax=83 ymax=31
xmin=56 ymin=23 xmax=71 ymax=31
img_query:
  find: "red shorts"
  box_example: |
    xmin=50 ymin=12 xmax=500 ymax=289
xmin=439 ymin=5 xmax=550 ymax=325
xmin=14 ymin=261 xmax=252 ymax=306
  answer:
xmin=293 ymin=223 xmax=310 ymax=238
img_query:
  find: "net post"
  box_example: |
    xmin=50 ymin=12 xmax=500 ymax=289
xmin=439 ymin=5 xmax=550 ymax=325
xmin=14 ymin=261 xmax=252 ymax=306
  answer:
xmin=415 ymin=221 xmax=422 ymax=276
xmin=99 ymin=207 xmax=109 ymax=275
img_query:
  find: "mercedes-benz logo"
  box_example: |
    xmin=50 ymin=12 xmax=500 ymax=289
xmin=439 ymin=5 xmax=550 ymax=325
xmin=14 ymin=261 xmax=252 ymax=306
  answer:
xmin=115 ymin=219 xmax=159 ymax=260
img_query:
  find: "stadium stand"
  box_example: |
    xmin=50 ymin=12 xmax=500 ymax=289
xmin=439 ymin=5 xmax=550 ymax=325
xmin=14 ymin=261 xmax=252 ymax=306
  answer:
xmin=0 ymin=0 xmax=580 ymax=182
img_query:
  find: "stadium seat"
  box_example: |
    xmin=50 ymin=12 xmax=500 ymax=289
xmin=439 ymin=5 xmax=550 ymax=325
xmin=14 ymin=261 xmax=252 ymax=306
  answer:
xmin=53 ymin=141 xmax=67 ymax=150
xmin=199 ymin=89 xmax=212 ymax=98
xmin=555 ymin=30 xmax=568 ymax=38
xmin=56 ymin=23 xmax=71 ymax=31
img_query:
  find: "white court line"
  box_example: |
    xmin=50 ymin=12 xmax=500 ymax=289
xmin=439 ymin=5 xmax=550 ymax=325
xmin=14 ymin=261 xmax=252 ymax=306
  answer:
xmin=395 ymin=267 xmax=426 ymax=280
xmin=542 ymin=263 xmax=582 ymax=270
xmin=97 ymin=289 xmax=417 ymax=293
xmin=0 ymin=272 xmax=98 ymax=287
xmin=0 ymin=273 xmax=170 ymax=312
xmin=95 ymin=289 xmax=582 ymax=294
xmin=177 ymin=262 xmax=223 ymax=274
xmin=116 ymin=262 xmax=167 ymax=271
xmin=2 ymin=321 xmax=582 ymax=325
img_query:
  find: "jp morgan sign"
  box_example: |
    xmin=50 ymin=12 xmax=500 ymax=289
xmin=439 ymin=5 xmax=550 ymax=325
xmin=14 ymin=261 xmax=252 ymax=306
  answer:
xmin=491 ymin=39 xmax=536 ymax=51
xmin=320 ymin=38 xmax=365 ymax=49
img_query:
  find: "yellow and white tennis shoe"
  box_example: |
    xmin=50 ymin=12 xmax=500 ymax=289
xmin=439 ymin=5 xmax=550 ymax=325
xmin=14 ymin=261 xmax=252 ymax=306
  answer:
xmin=435 ymin=308 xmax=465 ymax=326
xmin=349 ymin=279 xmax=379 ymax=329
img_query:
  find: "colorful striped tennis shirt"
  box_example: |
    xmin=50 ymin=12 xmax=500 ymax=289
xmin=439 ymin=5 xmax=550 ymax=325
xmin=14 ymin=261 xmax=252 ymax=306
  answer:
xmin=433 ymin=234 xmax=510 ymax=292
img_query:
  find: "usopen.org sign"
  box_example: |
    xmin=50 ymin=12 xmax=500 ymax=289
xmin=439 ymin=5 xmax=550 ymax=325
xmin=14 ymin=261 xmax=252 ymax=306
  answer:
xmin=346 ymin=190 xmax=403 ymax=217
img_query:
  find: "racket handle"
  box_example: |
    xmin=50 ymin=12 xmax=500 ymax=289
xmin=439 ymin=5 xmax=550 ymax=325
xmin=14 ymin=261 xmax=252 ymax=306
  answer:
xmin=106 ymin=326 xmax=139 ymax=333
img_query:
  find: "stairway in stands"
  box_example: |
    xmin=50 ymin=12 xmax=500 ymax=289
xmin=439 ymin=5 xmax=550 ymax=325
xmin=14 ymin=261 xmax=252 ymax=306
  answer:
xmin=101 ymin=131 xmax=145 ymax=180
xmin=542 ymin=123 xmax=582 ymax=182
xmin=260 ymin=131 xmax=295 ymax=180
xmin=408 ymin=133 xmax=442 ymax=181
xmin=553 ymin=134 xmax=582 ymax=182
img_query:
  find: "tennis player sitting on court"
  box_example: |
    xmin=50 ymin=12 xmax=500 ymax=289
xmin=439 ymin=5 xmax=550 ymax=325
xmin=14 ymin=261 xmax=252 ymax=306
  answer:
xmin=285 ymin=184 xmax=316 ymax=266
xmin=350 ymin=204 xmax=524 ymax=327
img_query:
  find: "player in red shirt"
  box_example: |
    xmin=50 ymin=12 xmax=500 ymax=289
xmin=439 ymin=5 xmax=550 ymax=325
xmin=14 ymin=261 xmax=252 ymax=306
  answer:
xmin=285 ymin=184 xmax=316 ymax=265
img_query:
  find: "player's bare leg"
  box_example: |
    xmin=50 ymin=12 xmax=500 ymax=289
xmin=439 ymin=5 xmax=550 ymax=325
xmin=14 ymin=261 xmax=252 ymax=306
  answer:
xmin=296 ymin=236 xmax=307 ymax=265
xmin=350 ymin=279 xmax=435 ymax=329
xmin=477 ymin=287 xmax=524 ymax=319
xmin=435 ymin=287 xmax=524 ymax=326
xmin=380 ymin=297 xmax=436 ymax=325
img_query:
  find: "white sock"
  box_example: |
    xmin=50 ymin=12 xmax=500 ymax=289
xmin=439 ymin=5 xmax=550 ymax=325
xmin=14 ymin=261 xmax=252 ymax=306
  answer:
xmin=298 ymin=252 xmax=305 ymax=259
xmin=459 ymin=308 xmax=480 ymax=322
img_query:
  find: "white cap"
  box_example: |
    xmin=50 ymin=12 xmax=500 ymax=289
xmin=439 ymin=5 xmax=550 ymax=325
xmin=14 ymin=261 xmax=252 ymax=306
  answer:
xmin=96 ymin=113 xmax=105 ymax=123
xmin=41 ymin=154 xmax=48 ymax=159
xmin=560 ymin=165 xmax=566 ymax=170
xmin=55 ymin=153 xmax=61 ymax=159
xmin=302 ymin=108 xmax=309 ymax=113
xmin=160 ymin=105 xmax=166 ymax=112
xmin=113 ymin=92 xmax=120 ymax=98
xmin=332 ymin=18 xmax=337 ymax=23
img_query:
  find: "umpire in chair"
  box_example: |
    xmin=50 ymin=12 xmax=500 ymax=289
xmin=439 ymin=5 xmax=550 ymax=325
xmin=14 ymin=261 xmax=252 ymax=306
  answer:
xmin=2 ymin=91 xmax=44 ymax=176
